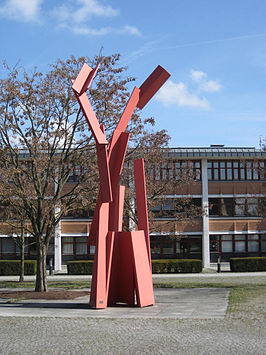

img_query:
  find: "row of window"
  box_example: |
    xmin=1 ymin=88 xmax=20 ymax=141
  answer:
xmin=150 ymin=235 xmax=201 ymax=259
xmin=148 ymin=160 xmax=265 ymax=182
xmin=152 ymin=198 xmax=201 ymax=218
xmin=210 ymin=234 xmax=266 ymax=261
xmin=1 ymin=234 xmax=265 ymax=263
xmin=149 ymin=161 xmax=201 ymax=181
xmin=152 ymin=197 xmax=265 ymax=218
xmin=209 ymin=197 xmax=265 ymax=217
xmin=208 ymin=160 xmax=265 ymax=181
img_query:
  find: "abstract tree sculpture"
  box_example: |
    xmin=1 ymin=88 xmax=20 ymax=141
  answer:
xmin=72 ymin=61 xmax=170 ymax=308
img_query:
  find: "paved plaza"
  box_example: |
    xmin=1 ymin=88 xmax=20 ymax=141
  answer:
xmin=0 ymin=288 xmax=229 ymax=319
xmin=0 ymin=272 xmax=265 ymax=354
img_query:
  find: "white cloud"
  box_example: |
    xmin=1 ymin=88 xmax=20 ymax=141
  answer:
xmin=72 ymin=25 xmax=112 ymax=36
xmin=73 ymin=0 xmax=119 ymax=23
xmin=53 ymin=0 xmax=119 ymax=25
xmin=61 ymin=24 xmax=141 ymax=36
xmin=120 ymin=25 xmax=141 ymax=36
xmin=191 ymin=69 xmax=222 ymax=93
xmin=190 ymin=69 xmax=207 ymax=82
xmin=156 ymin=80 xmax=210 ymax=110
xmin=0 ymin=0 xmax=43 ymax=22
xmin=200 ymin=80 xmax=222 ymax=92
xmin=52 ymin=0 xmax=141 ymax=37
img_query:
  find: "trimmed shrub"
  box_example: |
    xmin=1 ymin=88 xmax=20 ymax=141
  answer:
xmin=152 ymin=259 xmax=202 ymax=273
xmin=67 ymin=260 xmax=94 ymax=275
xmin=67 ymin=259 xmax=202 ymax=274
xmin=0 ymin=260 xmax=37 ymax=276
xmin=230 ymin=257 xmax=266 ymax=272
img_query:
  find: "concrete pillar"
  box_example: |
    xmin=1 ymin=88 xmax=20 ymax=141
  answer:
xmin=54 ymin=207 xmax=62 ymax=271
xmin=201 ymin=159 xmax=210 ymax=268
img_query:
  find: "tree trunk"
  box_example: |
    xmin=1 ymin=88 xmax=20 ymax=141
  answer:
xmin=35 ymin=240 xmax=48 ymax=292
xmin=19 ymin=229 xmax=25 ymax=282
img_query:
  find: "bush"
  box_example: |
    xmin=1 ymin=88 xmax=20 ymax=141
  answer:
xmin=67 ymin=260 xmax=94 ymax=275
xmin=230 ymin=257 xmax=266 ymax=272
xmin=67 ymin=259 xmax=202 ymax=274
xmin=152 ymin=259 xmax=202 ymax=273
xmin=0 ymin=260 xmax=37 ymax=275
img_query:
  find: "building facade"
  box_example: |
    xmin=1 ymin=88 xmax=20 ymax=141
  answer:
xmin=0 ymin=146 xmax=265 ymax=269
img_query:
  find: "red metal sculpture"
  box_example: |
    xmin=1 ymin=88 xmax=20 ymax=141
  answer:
xmin=72 ymin=61 xmax=170 ymax=308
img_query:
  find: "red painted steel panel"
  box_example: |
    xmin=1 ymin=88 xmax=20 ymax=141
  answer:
xmin=96 ymin=144 xmax=112 ymax=203
xmin=116 ymin=232 xmax=134 ymax=305
xmin=89 ymin=133 xmax=129 ymax=244
xmin=72 ymin=63 xmax=93 ymax=94
xmin=107 ymin=231 xmax=119 ymax=305
xmin=87 ymin=192 xmax=100 ymax=246
xmin=115 ymin=86 xmax=140 ymax=132
xmin=89 ymin=202 xmax=109 ymax=309
xmin=105 ymin=231 xmax=115 ymax=303
xmin=81 ymin=62 xmax=100 ymax=94
xmin=72 ymin=62 xmax=100 ymax=95
xmin=77 ymin=93 xmax=108 ymax=145
xmin=108 ymin=132 xmax=130 ymax=196
xmin=134 ymin=159 xmax=151 ymax=265
xmin=108 ymin=87 xmax=139 ymax=152
xmin=137 ymin=65 xmax=170 ymax=109
xmin=130 ymin=231 xmax=155 ymax=307
xmin=113 ymin=185 xmax=125 ymax=231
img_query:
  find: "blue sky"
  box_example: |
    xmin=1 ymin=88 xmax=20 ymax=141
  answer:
xmin=0 ymin=0 xmax=265 ymax=148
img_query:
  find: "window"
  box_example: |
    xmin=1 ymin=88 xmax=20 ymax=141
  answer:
xmin=153 ymin=198 xmax=202 ymax=218
xmin=62 ymin=236 xmax=88 ymax=257
xmin=261 ymin=235 xmax=266 ymax=252
xmin=90 ymin=245 xmax=95 ymax=255
xmin=189 ymin=238 xmax=201 ymax=254
xmin=150 ymin=237 xmax=161 ymax=256
xmin=62 ymin=237 xmax=73 ymax=254
xmin=209 ymin=198 xmax=219 ymax=216
xmin=64 ymin=208 xmax=89 ymax=219
xmin=247 ymin=198 xmax=258 ymax=216
xmin=174 ymin=160 xmax=201 ymax=181
xmin=248 ymin=234 xmax=259 ymax=252
xmin=226 ymin=162 xmax=232 ymax=180
xmin=209 ymin=197 xmax=259 ymax=217
xmin=233 ymin=161 xmax=239 ymax=180
xmin=210 ymin=235 xmax=219 ymax=252
xmin=162 ymin=200 xmax=174 ymax=217
xmin=168 ymin=163 xmax=174 ymax=179
xmin=207 ymin=160 xmax=265 ymax=181
xmin=162 ymin=163 xmax=167 ymax=180
xmin=2 ymin=238 xmax=14 ymax=254
xmin=209 ymin=198 xmax=233 ymax=217
xmin=235 ymin=235 xmax=246 ymax=253
xmin=235 ymin=198 xmax=245 ymax=216
xmin=220 ymin=162 xmax=226 ymax=180
xmin=221 ymin=235 xmax=232 ymax=252
xmin=76 ymin=237 xmax=88 ymax=255
xmin=221 ymin=199 xmax=233 ymax=216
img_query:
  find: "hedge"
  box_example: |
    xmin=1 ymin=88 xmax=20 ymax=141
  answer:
xmin=152 ymin=259 xmax=202 ymax=273
xmin=0 ymin=260 xmax=37 ymax=276
xmin=67 ymin=259 xmax=202 ymax=275
xmin=230 ymin=257 xmax=266 ymax=272
xmin=67 ymin=260 xmax=94 ymax=275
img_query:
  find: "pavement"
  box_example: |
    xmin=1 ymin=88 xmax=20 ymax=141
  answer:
xmin=0 ymin=288 xmax=229 ymax=319
xmin=0 ymin=268 xmax=265 ymax=319
xmin=0 ymin=271 xmax=265 ymax=354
